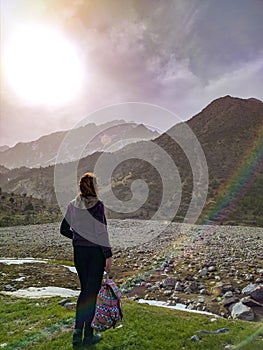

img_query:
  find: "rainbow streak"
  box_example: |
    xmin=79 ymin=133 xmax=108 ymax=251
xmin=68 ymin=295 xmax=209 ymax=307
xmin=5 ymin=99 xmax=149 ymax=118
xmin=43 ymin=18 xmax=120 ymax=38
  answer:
xmin=201 ymin=122 xmax=263 ymax=228
xmin=182 ymin=122 xmax=263 ymax=255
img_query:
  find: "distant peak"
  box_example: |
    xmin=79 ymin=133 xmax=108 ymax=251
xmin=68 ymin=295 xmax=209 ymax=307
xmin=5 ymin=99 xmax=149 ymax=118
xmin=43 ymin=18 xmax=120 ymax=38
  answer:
xmin=201 ymin=95 xmax=262 ymax=113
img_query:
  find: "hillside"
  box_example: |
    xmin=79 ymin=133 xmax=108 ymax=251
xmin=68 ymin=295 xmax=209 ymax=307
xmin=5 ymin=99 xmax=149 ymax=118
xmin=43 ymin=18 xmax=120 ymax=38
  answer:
xmin=0 ymin=120 xmax=159 ymax=169
xmin=0 ymin=96 xmax=262 ymax=227
xmin=102 ymin=96 xmax=263 ymax=225
xmin=0 ymin=190 xmax=60 ymax=226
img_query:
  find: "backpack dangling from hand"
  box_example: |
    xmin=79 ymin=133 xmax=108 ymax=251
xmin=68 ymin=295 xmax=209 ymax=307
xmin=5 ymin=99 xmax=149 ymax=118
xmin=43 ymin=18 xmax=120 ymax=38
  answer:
xmin=91 ymin=274 xmax=123 ymax=332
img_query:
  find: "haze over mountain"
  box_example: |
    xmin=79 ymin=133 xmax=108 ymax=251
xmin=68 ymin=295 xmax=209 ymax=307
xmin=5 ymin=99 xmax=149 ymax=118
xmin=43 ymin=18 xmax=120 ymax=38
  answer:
xmin=0 ymin=96 xmax=262 ymax=227
xmin=0 ymin=120 xmax=159 ymax=169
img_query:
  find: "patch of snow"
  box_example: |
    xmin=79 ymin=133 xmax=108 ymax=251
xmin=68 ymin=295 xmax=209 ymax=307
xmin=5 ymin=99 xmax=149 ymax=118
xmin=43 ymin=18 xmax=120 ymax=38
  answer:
xmin=138 ymin=299 xmax=217 ymax=316
xmin=0 ymin=258 xmax=77 ymax=274
xmin=1 ymin=286 xmax=79 ymax=298
xmin=0 ymin=258 xmax=47 ymax=265
xmin=13 ymin=276 xmax=26 ymax=282
xmin=62 ymin=265 xmax=77 ymax=273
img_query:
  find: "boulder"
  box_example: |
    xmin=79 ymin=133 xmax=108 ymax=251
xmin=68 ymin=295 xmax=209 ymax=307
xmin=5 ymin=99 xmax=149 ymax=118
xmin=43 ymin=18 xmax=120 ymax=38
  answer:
xmin=241 ymin=296 xmax=263 ymax=307
xmin=231 ymin=302 xmax=255 ymax=321
xmin=250 ymin=285 xmax=263 ymax=303
xmin=223 ymin=297 xmax=239 ymax=307
xmin=242 ymin=283 xmax=263 ymax=303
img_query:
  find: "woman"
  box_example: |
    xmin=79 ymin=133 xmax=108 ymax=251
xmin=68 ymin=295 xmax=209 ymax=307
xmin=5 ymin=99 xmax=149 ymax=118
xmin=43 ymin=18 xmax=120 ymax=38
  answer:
xmin=60 ymin=172 xmax=112 ymax=348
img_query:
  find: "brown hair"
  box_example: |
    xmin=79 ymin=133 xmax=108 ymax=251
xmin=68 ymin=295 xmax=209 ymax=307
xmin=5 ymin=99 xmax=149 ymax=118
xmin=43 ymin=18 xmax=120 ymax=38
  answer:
xmin=79 ymin=172 xmax=97 ymax=198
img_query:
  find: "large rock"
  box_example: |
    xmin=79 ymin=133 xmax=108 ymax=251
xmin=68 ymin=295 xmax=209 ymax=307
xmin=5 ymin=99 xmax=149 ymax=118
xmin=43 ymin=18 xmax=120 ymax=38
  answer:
xmin=163 ymin=277 xmax=177 ymax=289
xmin=242 ymin=283 xmax=263 ymax=303
xmin=231 ymin=302 xmax=255 ymax=321
xmin=223 ymin=297 xmax=239 ymax=307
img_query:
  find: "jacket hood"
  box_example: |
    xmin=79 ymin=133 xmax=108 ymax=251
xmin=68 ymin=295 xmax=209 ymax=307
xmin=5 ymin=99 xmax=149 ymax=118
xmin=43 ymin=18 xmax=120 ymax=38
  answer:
xmin=71 ymin=194 xmax=99 ymax=209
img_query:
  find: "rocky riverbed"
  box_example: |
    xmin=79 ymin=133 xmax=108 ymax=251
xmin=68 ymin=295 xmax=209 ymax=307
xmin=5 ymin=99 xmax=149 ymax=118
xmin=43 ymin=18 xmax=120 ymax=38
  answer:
xmin=0 ymin=220 xmax=262 ymax=321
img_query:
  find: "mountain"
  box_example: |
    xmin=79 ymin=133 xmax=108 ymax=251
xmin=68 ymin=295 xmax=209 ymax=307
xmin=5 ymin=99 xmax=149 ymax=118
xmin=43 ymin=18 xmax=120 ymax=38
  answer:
xmin=1 ymin=96 xmax=262 ymax=227
xmin=0 ymin=146 xmax=9 ymax=152
xmin=0 ymin=120 xmax=159 ymax=169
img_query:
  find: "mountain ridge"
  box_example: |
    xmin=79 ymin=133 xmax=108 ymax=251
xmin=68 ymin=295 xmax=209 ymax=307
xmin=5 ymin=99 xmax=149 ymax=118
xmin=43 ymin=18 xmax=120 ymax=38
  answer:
xmin=0 ymin=120 xmax=159 ymax=169
xmin=0 ymin=95 xmax=262 ymax=227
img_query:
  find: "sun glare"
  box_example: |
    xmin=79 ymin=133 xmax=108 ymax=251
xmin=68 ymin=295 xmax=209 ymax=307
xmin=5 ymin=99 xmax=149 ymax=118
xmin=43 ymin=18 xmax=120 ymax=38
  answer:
xmin=3 ymin=24 xmax=84 ymax=106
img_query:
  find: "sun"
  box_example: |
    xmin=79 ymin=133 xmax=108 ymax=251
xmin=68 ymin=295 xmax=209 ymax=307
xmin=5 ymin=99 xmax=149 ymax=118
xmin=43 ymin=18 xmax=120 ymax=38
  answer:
xmin=3 ymin=23 xmax=85 ymax=106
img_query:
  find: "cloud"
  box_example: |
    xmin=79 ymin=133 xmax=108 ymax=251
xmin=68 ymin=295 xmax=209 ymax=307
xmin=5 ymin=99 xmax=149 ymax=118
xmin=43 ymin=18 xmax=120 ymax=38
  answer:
xmin=1 ymin=0 xmax=263 ymax=145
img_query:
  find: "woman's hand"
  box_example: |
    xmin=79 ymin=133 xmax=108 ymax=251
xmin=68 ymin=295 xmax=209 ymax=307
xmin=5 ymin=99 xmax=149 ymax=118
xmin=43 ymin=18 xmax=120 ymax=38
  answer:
xmin=105 ymin=257 xmax=112 ymax=272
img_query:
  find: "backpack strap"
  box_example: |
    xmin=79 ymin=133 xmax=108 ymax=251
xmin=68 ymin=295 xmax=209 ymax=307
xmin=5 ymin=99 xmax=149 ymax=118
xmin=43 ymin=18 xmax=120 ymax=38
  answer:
xmin=105 ymin=274 xmax=122 ymax=299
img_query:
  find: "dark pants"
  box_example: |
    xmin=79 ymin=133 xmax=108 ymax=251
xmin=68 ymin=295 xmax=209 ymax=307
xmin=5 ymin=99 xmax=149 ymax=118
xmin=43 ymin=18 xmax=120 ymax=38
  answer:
xmin=74 ymin=246 xmax=105 ymax=333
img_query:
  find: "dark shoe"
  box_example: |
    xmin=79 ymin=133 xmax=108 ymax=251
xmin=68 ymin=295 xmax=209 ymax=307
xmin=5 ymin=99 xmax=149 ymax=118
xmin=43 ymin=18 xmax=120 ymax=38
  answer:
xmin=72 ymin=328 xmax=83 ymax=348
xmin=83 ymin=334 xmax=102 ymax=348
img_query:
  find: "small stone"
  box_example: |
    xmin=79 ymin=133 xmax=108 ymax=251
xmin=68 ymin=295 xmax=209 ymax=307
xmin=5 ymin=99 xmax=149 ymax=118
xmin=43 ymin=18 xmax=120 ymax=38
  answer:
xmin=164 ymin=290 xmax=173 ymax=296
xmin=163 ymin=277 xmax=177 ymax=289
xmin=187 ymin=303 xmax=195 ymax=310
xmin=199 ymin=288 xmax=208 ymax=295
xmin=184 ymin=286 xmax=192 ymax=294
xmin=223 ymin=291 xmax=233 ymax=298
xmin=199 ymin=268 xmax=208 ymax=277
xmin=244 ymin=274 xmax=253 ymax=281
xmin=208 ymin=266 xmax=216 ymax=272
xmin=212 ymin=286 xmax=222 ymax=297
xmin=188 ymin=281 xmax=199 ymax=292
xmin=171 ymin=296 xmax=181 ymax=303
xmin=174 ymin=282 xmax=183 ymax=292
xmin=64 ymin=302 xmax=76 ymax=310
xmin=149 ymin=285 xmax=158 ymax=292
xmin=190 ymin=335 xmax=201 ymax=342
xmin=4 ymin=285 xmax=15 ymax=291
xmin=198 ymin=296 xmax=205 ymax=303
xmin=58 ymin=298 xmax=71 ymax=306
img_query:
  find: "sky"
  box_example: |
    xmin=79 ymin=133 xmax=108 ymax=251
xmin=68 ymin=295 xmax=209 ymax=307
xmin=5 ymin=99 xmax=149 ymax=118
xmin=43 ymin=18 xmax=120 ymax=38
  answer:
xmin=1 ymin=0 xmax=263 ymax=147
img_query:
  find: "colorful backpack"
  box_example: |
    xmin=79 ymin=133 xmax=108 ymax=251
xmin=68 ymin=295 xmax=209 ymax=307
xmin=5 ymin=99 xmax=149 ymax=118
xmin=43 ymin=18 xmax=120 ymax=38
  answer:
xmin=91 ymin=275 xmax=123 ymax=332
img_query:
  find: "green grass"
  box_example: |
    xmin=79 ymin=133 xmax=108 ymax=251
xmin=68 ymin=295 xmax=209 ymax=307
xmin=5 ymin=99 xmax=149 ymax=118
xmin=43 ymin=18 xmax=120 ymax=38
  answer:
xmin=1 ymin=295 xmax=262 ymax=350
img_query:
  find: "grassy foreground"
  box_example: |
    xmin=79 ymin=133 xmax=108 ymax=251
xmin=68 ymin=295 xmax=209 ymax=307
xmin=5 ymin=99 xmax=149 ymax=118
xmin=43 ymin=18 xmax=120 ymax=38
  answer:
xmin=0 ymin=295 xmax=262 ymax=350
